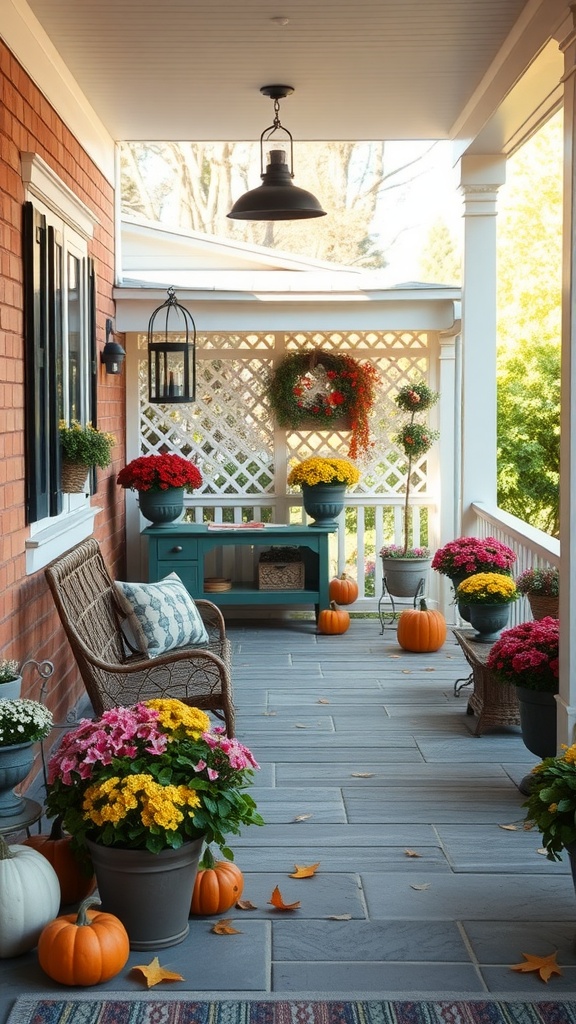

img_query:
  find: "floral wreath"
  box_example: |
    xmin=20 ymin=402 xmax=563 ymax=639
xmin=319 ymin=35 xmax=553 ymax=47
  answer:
xmin=265 ymin=351 xmax=380 ymax=460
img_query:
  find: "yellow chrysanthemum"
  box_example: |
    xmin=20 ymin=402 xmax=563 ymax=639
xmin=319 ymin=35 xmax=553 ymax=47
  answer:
xmin=145 ymin=699 xmax=210 ymax=739
xmin=287 ymin=456 xmax=360 ymax=488
xmin=457 ymin=572 xmax=518 ymax=602
xmin=82 ymin=774 xmax=201 ymax=832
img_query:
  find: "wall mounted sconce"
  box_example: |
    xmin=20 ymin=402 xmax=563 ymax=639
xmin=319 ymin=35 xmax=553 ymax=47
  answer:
xmin=227 ymin=85 xmax=327 ymax=221
xmin=101 ymin=319 xmax=126 ymax=375
xmin=148 ymin=287 xmax=196 ymax=404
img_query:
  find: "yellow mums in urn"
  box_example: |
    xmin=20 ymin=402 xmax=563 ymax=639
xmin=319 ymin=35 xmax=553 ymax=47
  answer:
xmin=287 ymin=456 xmax=360 ymax=488
xmin=456 ymin=572 xmax=519 ymax=605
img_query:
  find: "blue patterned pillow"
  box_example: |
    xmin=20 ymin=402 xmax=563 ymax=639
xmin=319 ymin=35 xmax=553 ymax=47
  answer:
xmin=114 ymin=574 xmax=209 ymax=657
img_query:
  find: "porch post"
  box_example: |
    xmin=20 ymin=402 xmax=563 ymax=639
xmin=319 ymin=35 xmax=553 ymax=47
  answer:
xmin=437 ymin=321 xmax=461 ymax=619
xmin=457 ymin=155 xmax=506 ymax=534
xmin=557 ymin=9 xmax=576 ymax=747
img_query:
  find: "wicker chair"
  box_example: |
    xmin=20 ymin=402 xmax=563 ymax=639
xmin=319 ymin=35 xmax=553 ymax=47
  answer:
xmin=44 ymin=538 xmax=235 ymax=735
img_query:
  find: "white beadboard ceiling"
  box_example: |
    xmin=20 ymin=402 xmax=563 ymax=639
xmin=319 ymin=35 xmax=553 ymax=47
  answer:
xmin=19 ymin=0 xmax=552 ymax=144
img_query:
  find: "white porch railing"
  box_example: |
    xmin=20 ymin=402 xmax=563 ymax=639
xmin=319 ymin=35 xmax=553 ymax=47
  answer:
xmin=471 ymin=501 xmax=560 ymax=627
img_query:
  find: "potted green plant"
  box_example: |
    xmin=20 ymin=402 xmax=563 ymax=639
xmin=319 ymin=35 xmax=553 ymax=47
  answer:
xmin=287 ymin=456 xmax=360 ymax=528
xmin=117 ymin=453 xmax=203 ymax=526
xmin=515 ymin=566 xmax=559 ymax=621
xmin=456 ymin=572 xmax=519 ymax=642
xmin=487 ymin=617 xmax=559 ymax=764
xmin=45 ymin=698 xmax=262 ymax=949
xmin=0 ymin=659 xmax=21 ymax=700
xmin=59 ymin=420 xmax=116 ymax=493
xmin=523 ymin=744 xmax=576 ymax=871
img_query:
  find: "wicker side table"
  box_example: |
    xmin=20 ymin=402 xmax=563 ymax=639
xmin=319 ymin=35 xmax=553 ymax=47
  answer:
xmin=453 ymin=628 xmax=520 ymax=736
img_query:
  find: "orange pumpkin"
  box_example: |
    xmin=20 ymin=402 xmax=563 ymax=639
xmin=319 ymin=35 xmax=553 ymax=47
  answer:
xmin=329 ymin=572 xmax=359 ymax=606
xmin=37 ymin=897 xmax=130 ymax=986
xmin=191 ymin=858 xmax=244 ymax=915
xmin=397 ymin=599 xmax=446 ymax=652
xmin=318 ymin=601 xmax=351 ymax=635
xmin=24 ymin=816 xmax=96 ymax=906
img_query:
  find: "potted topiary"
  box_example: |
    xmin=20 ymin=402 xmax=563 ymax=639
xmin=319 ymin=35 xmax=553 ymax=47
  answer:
xmin=515 ymin=566 xmax=559 ymax=621
xmin=380 ymin=379 xmax=439 ymax=598
xmin=59 ymin=421 xmax=116 ymax=493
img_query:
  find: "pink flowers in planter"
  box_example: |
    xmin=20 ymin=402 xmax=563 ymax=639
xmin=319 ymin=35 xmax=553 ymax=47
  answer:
xmin=432 ymin=536 xmax=517 ymax=577
xmin=487 ymin=617 xmax=559 ymax=692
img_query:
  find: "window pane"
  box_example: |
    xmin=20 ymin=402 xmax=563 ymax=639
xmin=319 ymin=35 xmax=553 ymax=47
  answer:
xmin=67 ymin=252 xmax=81 ymax=421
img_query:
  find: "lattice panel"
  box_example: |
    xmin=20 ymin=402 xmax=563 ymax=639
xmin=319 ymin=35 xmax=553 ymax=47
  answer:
xmin=137 ymin=331 xmax=436 ymax=499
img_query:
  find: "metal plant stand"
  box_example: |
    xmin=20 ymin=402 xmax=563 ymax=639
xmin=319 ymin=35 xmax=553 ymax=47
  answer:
xmin=378 ymin=571 xmax=427 ymax=633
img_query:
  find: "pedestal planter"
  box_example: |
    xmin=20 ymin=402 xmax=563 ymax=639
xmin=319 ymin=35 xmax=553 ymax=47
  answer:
xmin=516 ymin=686 xmax=557 ymax=760
xmin=467 ymin=603 xmax=511 ymax=643
xmin=138 ymin=487 xmax=185 ymax=527
xmin=86 ymin=836 xmax=204 ymax=950
xmin=302 ymin=483 xmax=346 ymax=528
xmin=0 ymin=742 xmax=34 ymax=817
xmin=382 ymin=557 xmax=431 ymax=599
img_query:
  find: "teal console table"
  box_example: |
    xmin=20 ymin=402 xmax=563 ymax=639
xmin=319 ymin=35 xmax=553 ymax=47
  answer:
xmin=144 ymin=524 xmax=336 ymax=617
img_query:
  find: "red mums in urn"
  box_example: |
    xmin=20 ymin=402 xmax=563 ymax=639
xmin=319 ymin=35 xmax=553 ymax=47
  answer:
xmin=487 ymin=617 xmax=559 ymax=693
xmin=432 ymin=536 xmax=517 ymax=578
xmin=117 ymin=454 xmax=202 ymax=493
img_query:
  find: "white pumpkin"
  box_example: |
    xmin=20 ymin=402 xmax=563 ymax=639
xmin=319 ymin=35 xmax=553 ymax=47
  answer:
xmin=0 ymin=836 xmax=61 ymax=957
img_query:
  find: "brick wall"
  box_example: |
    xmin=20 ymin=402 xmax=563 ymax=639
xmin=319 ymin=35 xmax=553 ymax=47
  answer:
xmin=0 ymin=40 xmax=126 ymax=730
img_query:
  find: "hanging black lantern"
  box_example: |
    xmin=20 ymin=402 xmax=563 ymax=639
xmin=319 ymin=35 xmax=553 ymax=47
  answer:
xmin=147 ymin=287 xmax=196 ymax=404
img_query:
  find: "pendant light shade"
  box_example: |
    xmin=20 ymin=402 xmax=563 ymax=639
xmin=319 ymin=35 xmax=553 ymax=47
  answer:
xmin=148 ymin=287 xmax=196 ymax=404
xmin=228 ymin=86 xmax=326 ymax=222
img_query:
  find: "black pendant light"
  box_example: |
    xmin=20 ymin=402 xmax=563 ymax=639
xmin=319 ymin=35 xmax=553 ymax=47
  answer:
xmin=228 ymin=85 xmax=326 ymax=222
xmin=147 ymin=287 xmax=196 ymax=404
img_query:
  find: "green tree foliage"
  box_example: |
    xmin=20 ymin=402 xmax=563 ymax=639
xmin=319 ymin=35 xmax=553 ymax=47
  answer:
xmin=496 ymin=112 xmax=562 ymax=536
xmin=419 ymin=218 xmax=461 ymax=283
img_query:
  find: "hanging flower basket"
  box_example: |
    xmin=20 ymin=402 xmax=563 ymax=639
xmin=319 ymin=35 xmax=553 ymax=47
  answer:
xmin=265 ymin=351 xmax=380 ymax=459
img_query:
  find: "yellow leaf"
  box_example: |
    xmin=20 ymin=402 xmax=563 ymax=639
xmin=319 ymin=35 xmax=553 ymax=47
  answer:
xmin=425 ymin=668 xmax=436 ymax=672
xmin=295 ymin=723 xmax=308 ymax=729
xmin=351 ymin=772 xmax=374 ymax=778
xmin=131 ymin=957 xmax=184 ymax=988
xmin=212 ymin=918 xmax=242 ymax=934
xmin=510 ymin=951 xmax=562 ymax=983
xmin=293 ymin=813 xmax=313 ymax=822
xmin=388 ymin=655 xmax=401 ymax=659
xmin=410 ymin=883 xmax=430 ymax=891
xmin=317 ymin=698 xmax=330 ymax=704
xmin=537 ymin=848 xmax=548 ymax=856
xmin=404 ymin=849 xmax=421 ymax=858
xmin=268 ymin=885 xmax=301 ymax=910
xmin=290 ymin=862 xmax=320 ymax=878
xmin=499 ymin=823 xmax=519 ymax=831
xmin=236 ymin=899 xmax=258 ymax=910
xmin=402 ymin=670 xmax=412 ymax=674
xmin=327 ymin=913 xmax=352 ymax=920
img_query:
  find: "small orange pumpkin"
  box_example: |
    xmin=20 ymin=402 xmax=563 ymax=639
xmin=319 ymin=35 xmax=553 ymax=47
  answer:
xmin=37 ymin=897 xmax=130 ymax=986
xmin=191 ymin=850 xmax=244 ymax=915
xmin=318 ymin=601 xmax=351 ymax=635
xmin=329 ymin=572 xmax=359 ymax=606
xmin=397 ymin=598 xmax=447 ymax=652
xmin=24 ymin=816 xmax=96 ymax=906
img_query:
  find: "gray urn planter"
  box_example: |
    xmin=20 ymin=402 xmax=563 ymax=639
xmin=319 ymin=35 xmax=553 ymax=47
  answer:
xmin=381 ymin=557 xmax=431 ymax=599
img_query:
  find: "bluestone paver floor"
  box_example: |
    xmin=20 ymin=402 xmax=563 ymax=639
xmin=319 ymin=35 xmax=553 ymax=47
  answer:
xmin=2 ymin=617 xmax=576 ymax=1013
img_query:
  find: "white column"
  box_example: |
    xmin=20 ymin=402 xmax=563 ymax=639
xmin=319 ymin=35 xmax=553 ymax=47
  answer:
xmin=458 ymin=155 xmax=506 ymax=534
xmin=556 ymin=10 xmax=576 ymax=748
xmin=437 ymin=321 xmax=460 ymax=619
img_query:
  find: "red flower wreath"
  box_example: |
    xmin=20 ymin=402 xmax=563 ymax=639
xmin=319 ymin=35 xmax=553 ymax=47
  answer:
xmin=265 ymin=351 xmax=380 ymax=459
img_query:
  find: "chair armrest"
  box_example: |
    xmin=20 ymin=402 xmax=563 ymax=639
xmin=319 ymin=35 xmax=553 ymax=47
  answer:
xmin=195 ymin=599 xmax=227 ymax=642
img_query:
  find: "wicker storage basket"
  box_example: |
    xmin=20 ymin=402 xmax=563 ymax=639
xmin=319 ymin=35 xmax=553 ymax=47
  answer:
xmin=258 ymin=559 xmax=305 ymax=591
xmin=528 ymin=594 xmax=559 ymax=620
xmin=61 ymin=460 xmax=89 ymax=493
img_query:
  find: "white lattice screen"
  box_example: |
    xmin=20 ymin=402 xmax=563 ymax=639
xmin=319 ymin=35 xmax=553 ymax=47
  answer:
xmin=136 ymin=329 xmax=435 ymax=504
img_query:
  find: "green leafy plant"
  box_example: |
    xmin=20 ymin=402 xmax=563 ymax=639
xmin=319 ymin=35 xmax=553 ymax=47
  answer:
xmin=523 ymin=743 xmax=576 ymax=861
xmin=59 ymin=421 xmax=116 ymax=469
xmin=393 ymin=380 xmax=439 ymax=555
xmin=0 ymin=699 xmax=53 ymax=746
xmin=46 ymin=699 xmax=263 ymax=857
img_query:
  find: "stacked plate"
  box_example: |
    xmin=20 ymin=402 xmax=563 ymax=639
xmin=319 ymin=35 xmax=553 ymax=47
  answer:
xmin=204 ymin=577 xmax=232 ymax=592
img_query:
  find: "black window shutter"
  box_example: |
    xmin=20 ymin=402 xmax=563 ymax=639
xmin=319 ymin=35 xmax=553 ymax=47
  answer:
xmin=23 ymin=201 xmax=50 ymax=524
